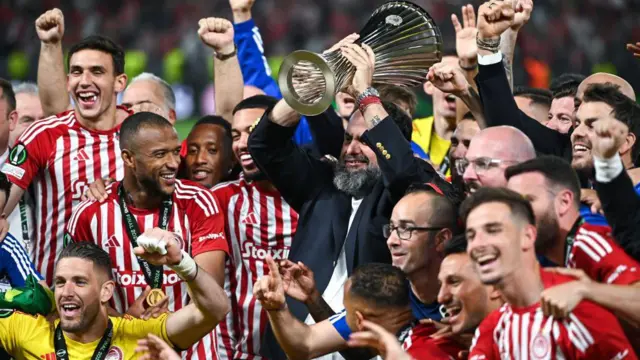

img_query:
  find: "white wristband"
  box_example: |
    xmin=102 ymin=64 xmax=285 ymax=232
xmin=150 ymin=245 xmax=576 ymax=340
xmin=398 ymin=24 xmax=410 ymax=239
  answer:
xmin=594 ymin=153 xmax=624 ymax=183
xmin=170 ymin=250 xmax=198 ymax=281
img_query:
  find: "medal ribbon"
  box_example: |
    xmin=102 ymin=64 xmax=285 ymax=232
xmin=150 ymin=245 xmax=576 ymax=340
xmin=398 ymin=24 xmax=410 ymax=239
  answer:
xmin=54 ymin=320 xmax=113 ymax=360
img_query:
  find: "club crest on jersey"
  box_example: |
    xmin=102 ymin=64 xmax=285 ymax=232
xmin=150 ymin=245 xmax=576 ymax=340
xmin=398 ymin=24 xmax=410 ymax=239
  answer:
xmin=8 ymin=143 xmax=27 ymax=166
xmin=531 ymin=333 xmax=550 ymax=359
xmin=0 ymin=309 xmax=14 ymax=318
xmin=105 ymin=346 xmax=123 ymax=360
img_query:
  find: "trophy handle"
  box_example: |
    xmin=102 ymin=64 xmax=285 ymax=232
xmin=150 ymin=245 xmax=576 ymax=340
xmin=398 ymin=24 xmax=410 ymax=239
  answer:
xmin=278 ymin=50 xmax=337 ymax=116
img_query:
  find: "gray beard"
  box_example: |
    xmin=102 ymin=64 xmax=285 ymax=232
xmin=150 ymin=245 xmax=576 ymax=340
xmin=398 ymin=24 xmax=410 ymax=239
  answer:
xmin=333 ymin=164 xmax=382 ymax=198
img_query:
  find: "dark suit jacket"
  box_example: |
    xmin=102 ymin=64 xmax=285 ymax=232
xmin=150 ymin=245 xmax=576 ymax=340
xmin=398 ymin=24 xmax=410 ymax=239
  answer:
xmin=248 ymin=109 xmax=450 ymax=359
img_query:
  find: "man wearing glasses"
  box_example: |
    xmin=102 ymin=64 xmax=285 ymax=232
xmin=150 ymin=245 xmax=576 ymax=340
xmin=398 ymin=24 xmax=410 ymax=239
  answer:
xmin=457 ymin=126 xmax=536 ymax=194
xmin=384 ymin=183 xmax=459 ymax=321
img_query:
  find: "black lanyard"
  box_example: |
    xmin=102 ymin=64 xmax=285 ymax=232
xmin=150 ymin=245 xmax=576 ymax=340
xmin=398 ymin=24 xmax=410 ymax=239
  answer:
xmin=54 ymin=319 xmax=113 ymax=360
xmin=19 ymin=198 xmax=29 ymax=245
xmin=564 ymin=218 xmax=585 ymax=266
xmin=117 ymin=184 xmax=172 ymax=289
xmin=396 ymin=320 xmax=417 ymax=345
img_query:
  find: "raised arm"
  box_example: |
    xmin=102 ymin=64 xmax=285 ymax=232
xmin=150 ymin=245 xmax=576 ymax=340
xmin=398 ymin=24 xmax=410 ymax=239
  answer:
xmin=255 ymin=256 xmax=346 ymax=360
xmin=133 ymin=228 xmax=231 ymax=350
xmin=35 ymin=9 xmax=71 ymax=117
xmin=198 ymin=17 xmax=243 ymax=123
xmin=475 ymin=1 xmax=571 ymax=158
xmin=500 ymin=0 xmax=533 ymax=91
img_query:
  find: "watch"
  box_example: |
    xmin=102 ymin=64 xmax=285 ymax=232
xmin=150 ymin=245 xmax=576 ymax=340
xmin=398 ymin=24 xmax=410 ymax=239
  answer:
xmin=214 ymin=44 xmax=237 ymax=61
xmin=356 ymin=87 xmax=381 ymax=107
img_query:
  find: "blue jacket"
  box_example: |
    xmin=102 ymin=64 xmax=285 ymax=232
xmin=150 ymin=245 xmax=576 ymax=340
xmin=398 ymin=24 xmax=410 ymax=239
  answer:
xmin=234 ymin=19 xmax=313 ymax=145
xmin=0 ymin=233 xmax=43 ymax=288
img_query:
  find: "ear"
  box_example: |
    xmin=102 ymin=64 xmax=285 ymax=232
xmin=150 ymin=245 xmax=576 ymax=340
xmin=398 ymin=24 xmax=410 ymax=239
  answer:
xmin=554 ymin=189 xmax=574 ymax=218
xmin=8 ymin=110 xmax=18 ymax=132
xmin=618 ymin=131 xmax=636 ymax=158
xmin=121 ymin=149 xmax=136 ymax=168
xmin=355 ymin=310 xmax=365 ymax=332
xmin=522 ymin=223 xmax=537 ymax=251
xmin=114 ymin=73 xmax=128 ymax=94
xmin=423 ymin=81 xmax=434 ymax=96
xmin=168 ymin=109 xmax=177 ymax=124
xmin=100 ymin=280 xmax=115 ymax=303
xmin=435 ymin=228 xmax=452 ymax=254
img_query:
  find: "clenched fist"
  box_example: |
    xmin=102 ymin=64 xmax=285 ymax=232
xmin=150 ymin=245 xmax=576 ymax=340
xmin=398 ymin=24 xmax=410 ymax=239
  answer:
xmin=198 ymin=18 xmax=235 ymax=54
xmin=477 ymin=1 xmax=515 ymax=40
xmin=35 ymin=8 xmax=65 ymax=44
xmin=426 ymin=62 xmax=469 ymax=96
xmin=589 ymin=117 xmax=629 ymax=159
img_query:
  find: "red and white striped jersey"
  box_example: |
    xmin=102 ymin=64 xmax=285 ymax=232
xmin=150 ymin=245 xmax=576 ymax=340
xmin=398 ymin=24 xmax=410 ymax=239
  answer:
xmin=0 ymin=109 xmax=128 ymax=284
xmin=469 ymin=271 xmax=637 ymax=360
xmin=568 ymin=222 xmax=640 ymax=285
xmin=66 ymin=179 xmax=229 ymax=360
xmin=211 ymin=179 xmax=298 ymax=360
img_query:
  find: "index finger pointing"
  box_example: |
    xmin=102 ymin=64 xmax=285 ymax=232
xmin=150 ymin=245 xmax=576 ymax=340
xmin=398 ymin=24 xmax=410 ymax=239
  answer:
xmin=266 ymin=255 xmax=281 ymax=281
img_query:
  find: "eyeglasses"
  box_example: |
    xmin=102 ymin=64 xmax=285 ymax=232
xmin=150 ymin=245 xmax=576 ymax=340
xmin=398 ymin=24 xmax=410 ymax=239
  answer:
xmin=383 ymin=224 xmax=444 ymax=240
xmin=455 ymin=157 xmax=518 ymax=175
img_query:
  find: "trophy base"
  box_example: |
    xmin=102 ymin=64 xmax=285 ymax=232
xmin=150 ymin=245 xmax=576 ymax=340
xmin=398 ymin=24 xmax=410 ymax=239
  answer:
xmin=278 ymin=50 xmax=337 ymax=116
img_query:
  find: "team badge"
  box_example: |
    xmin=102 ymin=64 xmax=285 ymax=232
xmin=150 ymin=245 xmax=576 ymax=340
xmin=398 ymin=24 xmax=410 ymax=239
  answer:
xmin=0 ymin=309 xmax=14 ymax=318
xmin=8 ymin=144 xmax=27 ymax=166
xmin=105 ymin=346 xmax=123 ymax=360
xmin=531 ymin=333 xmax=551 ymax=359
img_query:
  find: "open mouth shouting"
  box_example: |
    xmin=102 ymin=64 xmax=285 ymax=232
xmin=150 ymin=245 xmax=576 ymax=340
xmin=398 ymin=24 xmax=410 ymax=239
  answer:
xmin=239 ymin=152 xmax=255 ymax=168
xmin=76 ymin=91 xmax=99 ymax=108
xmin=60 ymin=302 xmax=82 ymax=318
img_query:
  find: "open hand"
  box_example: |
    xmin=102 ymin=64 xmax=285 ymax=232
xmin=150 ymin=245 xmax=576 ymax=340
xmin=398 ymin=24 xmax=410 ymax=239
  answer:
xmin=81 ymin=178 xmax=115 ymax=202
xmin=541 ymin=267 xmax=591 ymax=319
xmin=452 ymin=5 xmax=478 ymax=64
xmin=348 ymin=320 xmax=412 ymax=360
xmin=136 ymin=334 xmax=181 ymax=360
xmin=279 ymin=260 xmax=318 ymax=303
xmin=126 ymin=286 xmax=170 ymax=320
xmin=627 ymin=42 xmax=640 ymax=59
xmin=341 ymin=44 xmax=376 ymax=98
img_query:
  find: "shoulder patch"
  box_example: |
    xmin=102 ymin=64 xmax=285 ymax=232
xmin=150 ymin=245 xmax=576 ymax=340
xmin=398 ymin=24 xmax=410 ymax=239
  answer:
xmin=0 ymin=309 xmax=15 ymax=318
xmin=8 ymin=144 xmax=27 ymax=166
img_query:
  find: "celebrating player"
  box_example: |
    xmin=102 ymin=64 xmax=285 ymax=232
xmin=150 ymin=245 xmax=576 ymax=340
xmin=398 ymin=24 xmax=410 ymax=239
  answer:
xmin=66 ymin=112 xmax=228 ymax=359
xmin=462 ymin=187 xmax=636 ymax=359
xmin=0 ymin=238 xmax=230 ymax=359
xmin=0 ymin=9 xmax=131 ymax=284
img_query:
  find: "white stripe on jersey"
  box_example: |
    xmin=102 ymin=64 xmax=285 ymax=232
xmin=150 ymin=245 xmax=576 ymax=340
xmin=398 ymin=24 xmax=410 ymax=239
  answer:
xmin=20 ymin=112 xmax=74 ymax=145
xmin=1 ymin=234 xmax=38 ymax=280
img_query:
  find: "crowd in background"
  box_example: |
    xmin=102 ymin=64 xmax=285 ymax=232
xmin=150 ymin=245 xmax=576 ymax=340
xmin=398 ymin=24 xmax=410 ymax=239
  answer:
xmin=1 ymin=0 xmax=640 ymax=122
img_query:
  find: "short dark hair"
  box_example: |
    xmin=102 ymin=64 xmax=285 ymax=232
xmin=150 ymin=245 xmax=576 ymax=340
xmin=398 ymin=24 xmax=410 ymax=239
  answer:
xmin=444 ymin=234 xmax=467 ymax=256
xmin=68 ymin=35 xmax=125 ymax=75
xmin=505 ymin=156 xmax=581 ymax=207
xmin=582 ymin=83 xmax=640 ymax=165
xmin=513 ymin=86 xmax=552 ymax=109
xmin=120 ymin=111 xmax=174 ymax=150
xmin=382 ymin=101 xmax=412 ymax=141
xmin=191 ymin=115 xmax=233 ymax=156
xmin=232 ymin=95 xmax=279 ymax=115
xmin=460 ymin=187 xmax=536 ymax=227
xmin=378 ymin=85 xmax=418 ymax=116
xmin=349 ymin=263 xmax=409 ymax=309
xmin=405 ymin=183 xmax=459 ymax=231
xmin=0 ymin=78 xmax=16 ymax=115
xmin=58 ymin=242 xmax=113 ymax=280
xmin=550 ymin=73 xmax=585 ymax=99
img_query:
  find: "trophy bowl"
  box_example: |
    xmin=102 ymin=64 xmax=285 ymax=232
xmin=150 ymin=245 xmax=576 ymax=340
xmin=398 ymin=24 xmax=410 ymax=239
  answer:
xmin=278 ymin=1 xmax=443 ymax=116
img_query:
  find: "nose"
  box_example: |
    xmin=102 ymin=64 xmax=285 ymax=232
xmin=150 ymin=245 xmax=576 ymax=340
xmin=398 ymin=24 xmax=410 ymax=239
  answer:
xmin=60 ymin=281 xmax=75 ymax=297
xmin=462 ymin=160 xmax=477 ymax=183
xmin=167 ymin=152 xmax=181 ymax=170
xmin=546 ymin=118 xmax=559 ymax=131
xmin=345 ymin=139 xmax=363 ymax=156
xmin=79 ymin=71 xmax=92 ymax=87
xmin=386 ymin=230 xmax=401 ymax=249
xmin=451 ymin=145 xmax=467 ymax=161
xmin=237 ymin=133 xmax=249 ymax=151
xmin=195 ymin=149 xmax=208 ymax=165
xmin=571 ymin=123 xmax=587 ymax=140
xmin=437 ymin=283 xmax=451 ymax=306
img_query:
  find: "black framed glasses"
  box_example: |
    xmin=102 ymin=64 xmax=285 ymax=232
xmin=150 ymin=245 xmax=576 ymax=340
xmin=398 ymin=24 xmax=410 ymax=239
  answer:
xmin=383 ymin=224 xmax=444 ymax=240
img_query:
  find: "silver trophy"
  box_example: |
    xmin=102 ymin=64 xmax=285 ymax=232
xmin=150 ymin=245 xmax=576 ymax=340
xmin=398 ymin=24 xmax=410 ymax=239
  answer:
xmin=278 ymin=1 xmax=443 ymax=116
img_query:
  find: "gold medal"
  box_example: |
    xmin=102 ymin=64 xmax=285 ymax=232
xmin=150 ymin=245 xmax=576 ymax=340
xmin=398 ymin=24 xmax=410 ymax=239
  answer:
xmin=145 ymin=288 xmax=166 ymax=308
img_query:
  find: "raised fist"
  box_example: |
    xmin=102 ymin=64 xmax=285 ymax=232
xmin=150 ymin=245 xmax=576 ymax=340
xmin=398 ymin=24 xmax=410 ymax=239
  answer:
xmin=426 ymin=62 xmax=469 ymax=96
xmin=229 ymin=0 xmax=255 ymax=13
xmin=35 ymin=8 xmax=65 ymax=44
xmin=198 ymin=18 xmax=235 ymax=54
xmin=510 ymin=0 xmax=533 ymax=31
xmin=589 ymin=117 xmax=629 ymax=160
xmin=477 ymin=1 xmax=515 ymax=40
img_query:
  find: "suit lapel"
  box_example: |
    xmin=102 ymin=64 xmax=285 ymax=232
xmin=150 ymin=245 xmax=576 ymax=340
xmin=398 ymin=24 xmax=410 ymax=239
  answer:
xmin=331 ymin=193 xmax=352 ymax=261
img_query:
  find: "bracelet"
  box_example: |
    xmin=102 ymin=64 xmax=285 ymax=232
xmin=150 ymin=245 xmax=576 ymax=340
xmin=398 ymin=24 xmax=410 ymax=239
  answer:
xmin=214 ymin=44 xmax=237 ymax=61
xmin=459 ymin=59 xmax=478 ymax=71
xmin=358 ymin=96 xmax=382 ymax=113
xmin=170 ymin=250 xmax=199 ymax=281
xmin=476 ymin=33 xmax=501 ymax=53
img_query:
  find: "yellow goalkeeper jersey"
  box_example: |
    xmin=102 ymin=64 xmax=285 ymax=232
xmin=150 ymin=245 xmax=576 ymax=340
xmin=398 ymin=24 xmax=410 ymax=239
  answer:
xmin=0 ymin=309 xmax=171 ymax=360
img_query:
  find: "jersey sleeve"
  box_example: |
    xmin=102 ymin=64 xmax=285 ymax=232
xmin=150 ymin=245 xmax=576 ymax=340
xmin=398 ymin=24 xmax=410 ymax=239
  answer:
xmin=0 ymin=234 xmax=43 ymax=287
xmin=571 ymin=225 xmax=640 ymax=285
xmin=66 ymin=200 xmax=97 ymax=244
xmin=570 ymin=303 xmax=637 ymax=359
xmin=468 ymin=312 xmax=500 ymax=360
xmin=328 ymin=310 xmax=351 ymax=341
xmin=187 ymin=189 xmax=229 ymax=257
xmin=1 ymin=124 xmax=55 ymax=190
xmin=119 ymin=313 xmax=172 ymax=347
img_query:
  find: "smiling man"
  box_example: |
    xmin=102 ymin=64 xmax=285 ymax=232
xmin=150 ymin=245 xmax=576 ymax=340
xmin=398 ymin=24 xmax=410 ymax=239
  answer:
xmin=66 ymin=112 xmax=228 ymax=359
xmin=0 ymin=31 xmax=131 ymax=284
xmin=183 ymin=115 xmax=234 ymax=188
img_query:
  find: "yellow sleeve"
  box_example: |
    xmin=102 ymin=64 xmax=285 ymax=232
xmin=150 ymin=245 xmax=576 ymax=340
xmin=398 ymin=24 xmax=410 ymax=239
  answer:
xmin=118 ymin=314 xmax=173 ymax=347
xmin=0 ymin=310 xmax=37 ymax=355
